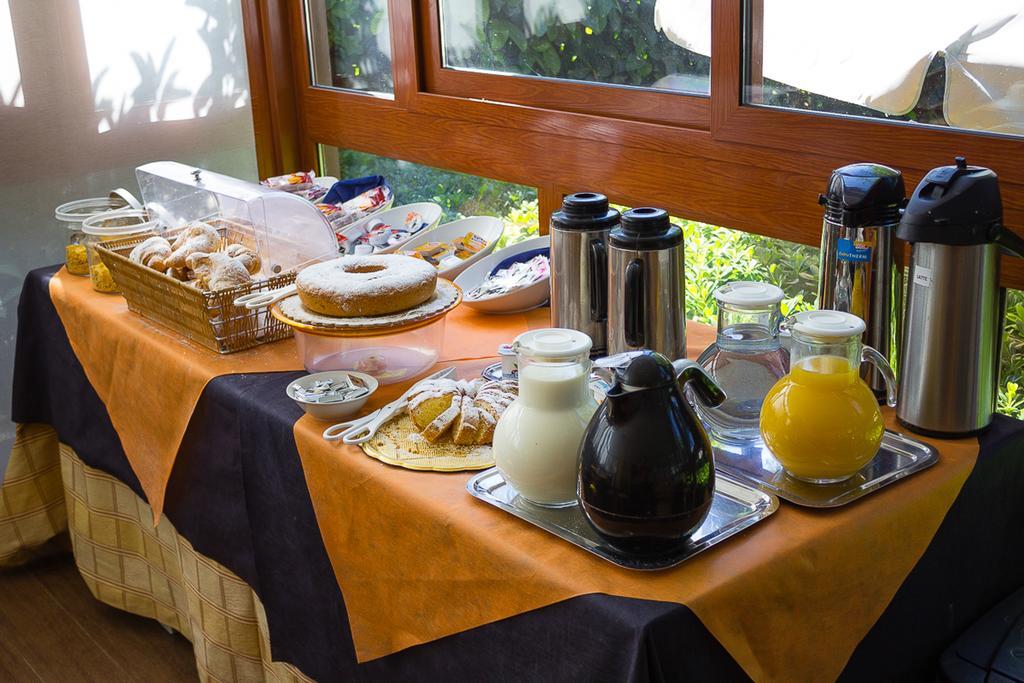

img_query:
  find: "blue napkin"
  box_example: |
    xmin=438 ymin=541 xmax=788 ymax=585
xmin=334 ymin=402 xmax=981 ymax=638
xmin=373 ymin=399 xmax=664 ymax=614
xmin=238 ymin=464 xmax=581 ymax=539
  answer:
xmin=490 ymin=247 xmax=550 ymax=277
xmin=323 ymin=175 xmax=389 ymax=204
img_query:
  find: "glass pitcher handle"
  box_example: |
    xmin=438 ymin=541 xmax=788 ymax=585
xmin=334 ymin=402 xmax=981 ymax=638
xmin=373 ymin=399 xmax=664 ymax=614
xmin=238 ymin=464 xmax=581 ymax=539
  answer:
xmin=861 ymin=345 xmax=898 ymax=408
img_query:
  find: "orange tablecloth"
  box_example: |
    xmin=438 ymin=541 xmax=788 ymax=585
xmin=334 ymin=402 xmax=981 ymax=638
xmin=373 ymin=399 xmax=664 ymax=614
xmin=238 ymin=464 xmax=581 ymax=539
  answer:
xmin=47 ymin=268 xmax=538 ymax=519
xmin=293 ymin=321 xmax=979 ymax=682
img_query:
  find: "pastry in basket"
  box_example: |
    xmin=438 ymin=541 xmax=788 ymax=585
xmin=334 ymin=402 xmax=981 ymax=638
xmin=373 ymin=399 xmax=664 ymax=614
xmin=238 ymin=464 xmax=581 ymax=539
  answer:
xmin=407 ymin=378 xmax=517 ymax=445
xmin=166 ymin=222 xmax=220 ymax=269
xmin=295 ymin=254 xmax=437 ymax=317
xmin=224 ymin=243 xmax=261 ymax=275
xmin=129 ymin=236 xmax=172 ymax=271
xmin=186 ymin=251 xmax=253 ymax=291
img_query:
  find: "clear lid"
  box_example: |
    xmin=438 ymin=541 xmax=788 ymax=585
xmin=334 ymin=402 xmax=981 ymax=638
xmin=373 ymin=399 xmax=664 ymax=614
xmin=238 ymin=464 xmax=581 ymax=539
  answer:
xmin=82 ymin=209 xmax=161 ymax=237
xmin=55 ymin=196 xmax=129 ymax=223
xmin=790 ymin=310 xmax=866 ymax=339
xmin=513 ymin=328 xmax=592 ymax=362
xmin=136 ymin=161 xmax=338 ymax=274
xmin=714 ymin=281 xmax=784 ymax=308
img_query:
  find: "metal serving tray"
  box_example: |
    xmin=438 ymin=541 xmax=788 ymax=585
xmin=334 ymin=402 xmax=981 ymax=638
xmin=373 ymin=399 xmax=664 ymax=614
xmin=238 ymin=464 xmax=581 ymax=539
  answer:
xmin=712 ymin=430 xmax=939 ymax=508
xmin=467 ymin=469 xmax=778 ymax=571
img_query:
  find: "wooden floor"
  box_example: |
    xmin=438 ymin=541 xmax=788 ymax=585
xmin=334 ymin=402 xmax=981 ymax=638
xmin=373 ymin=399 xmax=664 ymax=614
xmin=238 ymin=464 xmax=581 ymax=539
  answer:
xmin=0 ymin=547 xmax=197 ymax=682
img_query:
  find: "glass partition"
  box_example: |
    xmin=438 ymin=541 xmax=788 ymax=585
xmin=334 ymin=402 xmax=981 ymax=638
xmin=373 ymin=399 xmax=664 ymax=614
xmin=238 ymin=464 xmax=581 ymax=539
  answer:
xmin=307 ymin=0 xmax=393 ymax=94
xmin=744 ymin=0 xmax=1024 ymax=136
xmin=439 ymin=0 xmax=711 ymax=94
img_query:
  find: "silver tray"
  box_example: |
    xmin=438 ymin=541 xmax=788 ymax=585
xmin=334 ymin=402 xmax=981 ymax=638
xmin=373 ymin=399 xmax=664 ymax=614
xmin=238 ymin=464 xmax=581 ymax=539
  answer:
xmin=467 ymin=468 xmax=778 ymax=570
xmin=481 ymin=361 xmax=511 ymax=382
xmin=712 ymin=430 xmax=940 ymax=508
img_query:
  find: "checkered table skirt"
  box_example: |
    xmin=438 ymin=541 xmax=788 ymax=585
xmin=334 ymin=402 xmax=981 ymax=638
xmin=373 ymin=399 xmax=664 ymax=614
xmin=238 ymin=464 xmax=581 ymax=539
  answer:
xmin=1 ymin=424 xmax=311 ymax=683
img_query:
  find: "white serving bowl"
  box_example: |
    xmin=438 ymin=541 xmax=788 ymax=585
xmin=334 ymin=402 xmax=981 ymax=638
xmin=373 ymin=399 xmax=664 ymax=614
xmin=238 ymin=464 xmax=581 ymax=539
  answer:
xmin=454 ymin=235 xmax=550 ymax=314
xmin=342 ymin=202 xmax=444 ymax=254
xmin=286 ymin=370 xmax=379 ymax=421
xmin=399 ymin=216 xmax=505 ymax=280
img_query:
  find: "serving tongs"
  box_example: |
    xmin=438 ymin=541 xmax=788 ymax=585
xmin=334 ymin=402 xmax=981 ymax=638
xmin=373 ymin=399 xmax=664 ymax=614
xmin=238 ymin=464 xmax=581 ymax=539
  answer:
xmin=322 ymin=366 xmax=456 ymax=445
xmin=233 ymin=284 xmax=297 ymax=310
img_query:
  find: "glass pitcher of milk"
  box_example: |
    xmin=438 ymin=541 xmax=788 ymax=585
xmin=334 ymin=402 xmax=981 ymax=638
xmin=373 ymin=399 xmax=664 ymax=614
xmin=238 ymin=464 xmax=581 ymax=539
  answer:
xmin=493 ymin=329 xmax=598 ymax=507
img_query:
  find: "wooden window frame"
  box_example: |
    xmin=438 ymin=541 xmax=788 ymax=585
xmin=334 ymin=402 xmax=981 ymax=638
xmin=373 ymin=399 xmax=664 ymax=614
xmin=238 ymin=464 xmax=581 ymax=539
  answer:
xmin=419 ymin=1 xmax=710 ymax=129
xmin=241 ymin=0 xmax=1024 ymax=289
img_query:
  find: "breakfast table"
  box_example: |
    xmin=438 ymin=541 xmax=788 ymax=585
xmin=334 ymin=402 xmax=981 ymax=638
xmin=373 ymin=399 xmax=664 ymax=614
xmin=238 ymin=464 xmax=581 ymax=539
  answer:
xmin=7 ymin=264 xmax=1024 ymax=682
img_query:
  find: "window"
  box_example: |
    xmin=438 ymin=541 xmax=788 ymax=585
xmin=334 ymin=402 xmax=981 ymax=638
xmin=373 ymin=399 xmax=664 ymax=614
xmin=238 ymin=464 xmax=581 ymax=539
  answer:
xmin=307 ymin=0 xmax=393 ymax=93
xmin=439 ymin=0 xmax=710 ymax=94
xmin=744 ymin=0 xmax=1024 ymax=136
xmin=0 ymin=0 xmax=23 ymax=107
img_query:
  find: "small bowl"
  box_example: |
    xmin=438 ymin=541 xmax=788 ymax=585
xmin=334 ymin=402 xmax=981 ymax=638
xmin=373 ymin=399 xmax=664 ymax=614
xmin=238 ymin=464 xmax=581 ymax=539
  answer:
xmin=286 ymin=370 xmax=379 ymax=421
xmin=454 ymin=235 xmax=550 ymax=314
xmin=399 ymin=216 xmax=505 ymax=279
xmin=341 ymin=202 xmax=444 ymax=254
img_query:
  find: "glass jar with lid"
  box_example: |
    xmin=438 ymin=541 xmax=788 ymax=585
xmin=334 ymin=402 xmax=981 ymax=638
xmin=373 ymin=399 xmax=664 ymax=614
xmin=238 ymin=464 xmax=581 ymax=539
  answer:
xmin=81 ymin=209 xmax=162 ymax=293
xmin=695 ymin=281 xmax=789 ymax=442
xmin=760 ymin=310 xmax=897 ymax=484
xmin=493 ymin=328 xmax=598 ymax=507
xmin=56 ymin=196 xmax=131 ymax=276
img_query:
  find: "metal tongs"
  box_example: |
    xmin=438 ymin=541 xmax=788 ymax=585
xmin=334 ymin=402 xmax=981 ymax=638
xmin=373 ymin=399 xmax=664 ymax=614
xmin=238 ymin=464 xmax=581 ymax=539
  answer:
xmin=322 ymin=366 xmax=456 ymax=445
xmin=233 ymin=283 xmax=297 ymax=310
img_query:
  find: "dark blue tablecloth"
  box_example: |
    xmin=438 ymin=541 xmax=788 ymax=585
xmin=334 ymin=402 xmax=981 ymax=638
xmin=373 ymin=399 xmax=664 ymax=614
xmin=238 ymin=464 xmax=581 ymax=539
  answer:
xmin=12 ymin=266 xmax=1024 ymax=682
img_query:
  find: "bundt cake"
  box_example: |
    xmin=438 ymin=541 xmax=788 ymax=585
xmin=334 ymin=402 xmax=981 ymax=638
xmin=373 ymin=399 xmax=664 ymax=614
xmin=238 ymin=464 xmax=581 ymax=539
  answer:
xmin=406 ymin=378 xmax=517 ymax=445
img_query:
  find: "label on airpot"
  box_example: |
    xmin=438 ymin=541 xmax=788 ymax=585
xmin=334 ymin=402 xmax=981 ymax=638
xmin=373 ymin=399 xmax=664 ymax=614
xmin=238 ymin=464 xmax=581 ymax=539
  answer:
xmin=837 ymin=238 xmax=872 ymax=263
xmin=913 ymin=266 xmax=932 ymax=288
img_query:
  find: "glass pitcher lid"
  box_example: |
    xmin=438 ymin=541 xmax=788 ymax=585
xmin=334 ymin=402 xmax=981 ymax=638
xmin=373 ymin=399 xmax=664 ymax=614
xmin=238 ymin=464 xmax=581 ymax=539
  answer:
xmin=790 ymin=310 xmax=865 ymax=339
xmin=513 ymin=328 xmax=592 ymax=361
xmin=714 ymin=281 xmax=784 ymax=308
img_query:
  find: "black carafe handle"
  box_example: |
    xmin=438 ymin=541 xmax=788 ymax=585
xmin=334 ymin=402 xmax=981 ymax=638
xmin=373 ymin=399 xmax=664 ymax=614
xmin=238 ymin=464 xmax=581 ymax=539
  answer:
xmin=994 ymin=224 xmax=1024 ymax=258
xmin=588 ymin=240 xmax=607 ymax=323
xmin=624 ymin=258 xmax=645 ymax=348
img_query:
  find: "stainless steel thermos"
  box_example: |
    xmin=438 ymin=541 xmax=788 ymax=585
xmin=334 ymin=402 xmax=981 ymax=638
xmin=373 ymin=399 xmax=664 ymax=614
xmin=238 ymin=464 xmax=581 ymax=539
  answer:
xmin=607 ymin=208 xmax=687 ymax=359
xmin=550 ymin=193 xmax=621 ymax=355
xmin=896 ymin=157 xmax=1024 ymax=436
xmin=817 ymin=163 xmax=906 ymax=399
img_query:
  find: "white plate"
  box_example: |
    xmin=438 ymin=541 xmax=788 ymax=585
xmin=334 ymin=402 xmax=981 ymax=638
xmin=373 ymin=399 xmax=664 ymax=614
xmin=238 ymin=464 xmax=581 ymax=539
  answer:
xmin=398 ymin=216 xmax=504 ymax=279
xmin=340 ymin=202 xmax=444 ymax=254
xmin=454 ymin=235 xmax=550 ymax=314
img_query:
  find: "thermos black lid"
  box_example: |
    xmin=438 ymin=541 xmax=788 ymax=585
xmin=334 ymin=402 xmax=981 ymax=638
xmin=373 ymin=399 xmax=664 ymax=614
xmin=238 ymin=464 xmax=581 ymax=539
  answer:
xmin=819 ymin=163 xmax=906 ymax=227
xmin=551 ymin=192 xmax=621 ymax=231
xmin=896 ymin=157 xmax=1014 ymax=247
xmin=609 ymin=207 xmax=683 ymax=250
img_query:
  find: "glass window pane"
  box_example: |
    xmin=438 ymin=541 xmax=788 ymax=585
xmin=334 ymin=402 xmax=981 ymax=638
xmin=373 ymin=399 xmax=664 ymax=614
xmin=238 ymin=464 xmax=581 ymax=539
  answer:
xmin=440 ymin=0 xmax=711 ymax=94
xmin=319 ymin=145 xmax=539 ymax=247
xmin=745 ymin=1 xmax=1024 ymax=137
xmin=307 ymin=0 xmax=393 ymax=94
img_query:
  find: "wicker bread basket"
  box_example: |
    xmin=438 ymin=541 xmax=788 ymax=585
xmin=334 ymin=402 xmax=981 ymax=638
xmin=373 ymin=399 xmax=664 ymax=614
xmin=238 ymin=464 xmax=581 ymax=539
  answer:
xmin=95 ymin=218 xmax=297 ymax=354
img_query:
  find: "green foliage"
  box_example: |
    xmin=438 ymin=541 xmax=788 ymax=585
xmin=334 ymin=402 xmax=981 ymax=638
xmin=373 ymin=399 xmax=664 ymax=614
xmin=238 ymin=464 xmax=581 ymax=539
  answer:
xmin=324 ymin=0 xmax=393 ymax=92
xmin=676 ymin=220 xmax=818 ymax=324
xmin=999 ymin=290 xmax=1024 ymax=419
xmin=443 ymin=0 xmax=708 ymax=89
xmin=495 ymin=199 xmax=540 ymax=249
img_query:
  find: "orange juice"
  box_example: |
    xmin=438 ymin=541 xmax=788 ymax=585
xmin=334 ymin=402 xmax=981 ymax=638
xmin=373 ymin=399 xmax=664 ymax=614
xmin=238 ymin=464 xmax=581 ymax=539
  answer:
xmin=760 ymin=355 xmax=884 ymax=482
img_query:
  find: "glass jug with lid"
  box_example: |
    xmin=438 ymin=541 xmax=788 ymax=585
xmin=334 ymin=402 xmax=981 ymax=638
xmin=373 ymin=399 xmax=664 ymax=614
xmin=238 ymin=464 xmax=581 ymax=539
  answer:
xmin=493 ymin=328 xmax=599 ymax=507
xmin=760 ymin=310 xmax=896 ymax=484
xmin=695 ymin=281 xmax=789 ymax=442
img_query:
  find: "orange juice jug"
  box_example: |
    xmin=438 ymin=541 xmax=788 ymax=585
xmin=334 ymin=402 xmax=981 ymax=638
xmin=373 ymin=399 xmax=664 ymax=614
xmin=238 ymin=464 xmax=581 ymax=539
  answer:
xmin=760 ymin=311 xmax=897 ymax=483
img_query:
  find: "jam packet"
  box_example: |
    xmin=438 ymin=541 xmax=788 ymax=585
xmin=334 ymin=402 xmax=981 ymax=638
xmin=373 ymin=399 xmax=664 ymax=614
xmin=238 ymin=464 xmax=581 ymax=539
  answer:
xmin=262 ymin=170 xmax=315 ymax=192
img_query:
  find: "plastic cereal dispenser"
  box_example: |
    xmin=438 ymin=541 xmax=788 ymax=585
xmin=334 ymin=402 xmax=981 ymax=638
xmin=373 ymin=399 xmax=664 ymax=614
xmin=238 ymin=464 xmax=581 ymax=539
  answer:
xmin=136 ymin=161 xmax=338 ymax=276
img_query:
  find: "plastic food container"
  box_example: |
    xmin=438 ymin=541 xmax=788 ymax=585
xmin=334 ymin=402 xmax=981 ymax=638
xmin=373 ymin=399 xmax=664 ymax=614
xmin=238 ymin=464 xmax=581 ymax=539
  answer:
xmin=82 ymin=209 xmax=162 ymax=293
xmin=56 ymin=196 xmax=132 ymax=276
xmin=292 ymin=315 xmax=448 ymax=385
